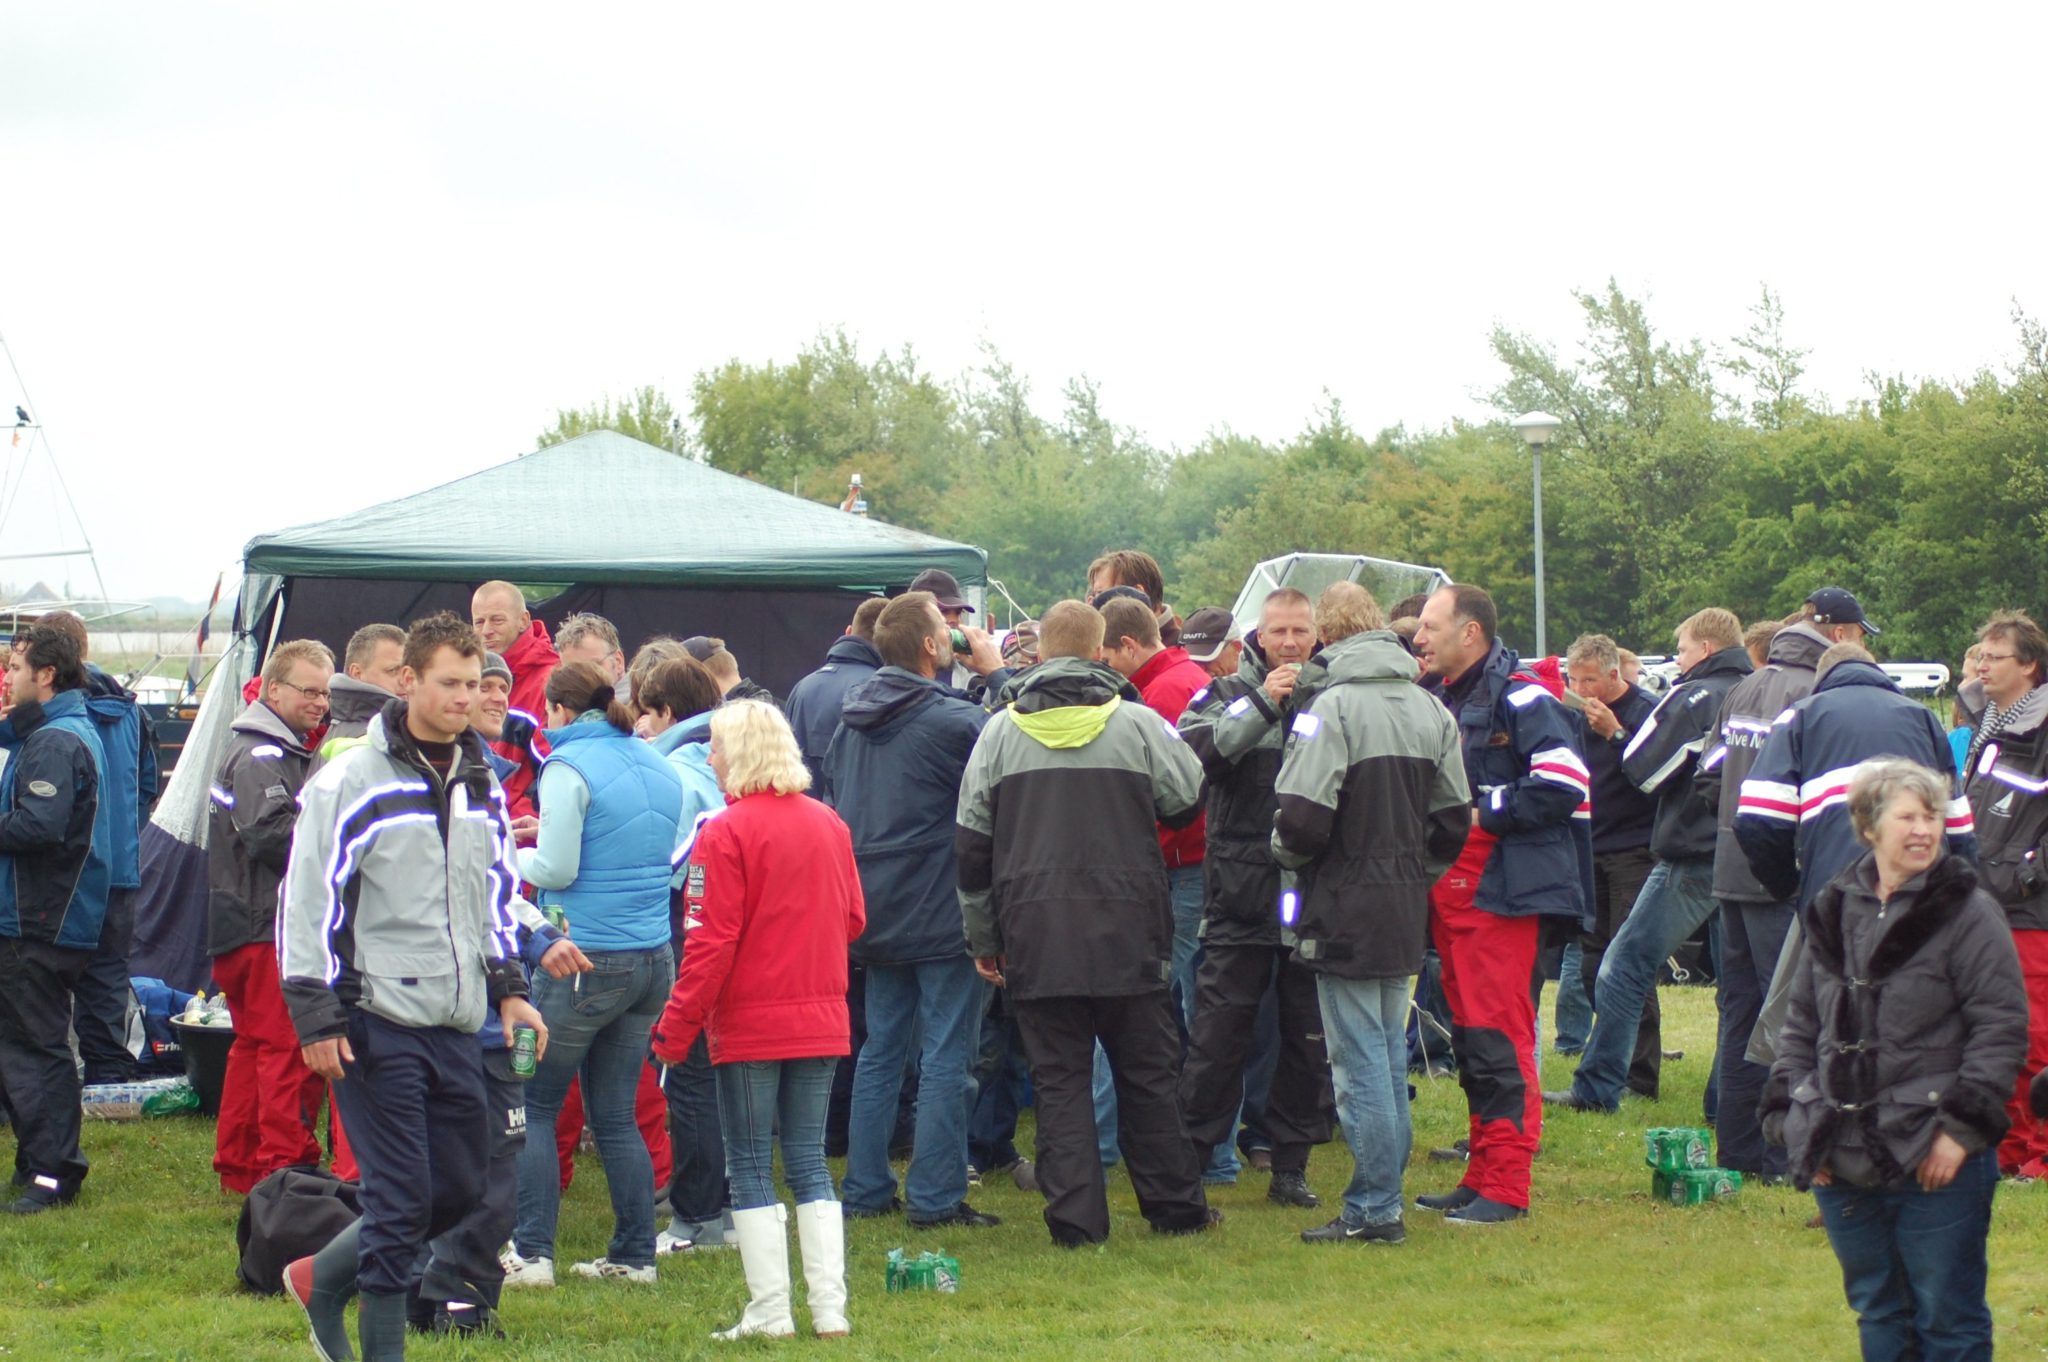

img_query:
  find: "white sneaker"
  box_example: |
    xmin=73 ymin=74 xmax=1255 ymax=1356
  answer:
xmin=500 ymin=1251 xmax=555 ymax=1289
xmin=656 ymin=1228 xmax=696 ymax=1255
xmin=572 ymin=1257 xmax=656 ymax=1283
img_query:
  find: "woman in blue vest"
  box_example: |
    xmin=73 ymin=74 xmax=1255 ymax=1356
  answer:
xmin=505 ymin=661 xmax=683 ymax=1287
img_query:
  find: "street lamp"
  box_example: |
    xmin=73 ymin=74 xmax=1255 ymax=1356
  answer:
xmin=1511 ymin=410 xmax=1563 ymax=658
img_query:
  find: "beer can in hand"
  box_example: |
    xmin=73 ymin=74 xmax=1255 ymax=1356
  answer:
xmin=512 ymin=1026 xmax=539 ymax=1078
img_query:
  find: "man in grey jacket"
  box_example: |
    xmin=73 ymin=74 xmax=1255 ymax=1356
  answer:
xmin=279 ymin=613 xmax=546 ymax=1362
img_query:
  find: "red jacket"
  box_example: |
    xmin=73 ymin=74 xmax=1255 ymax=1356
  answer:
xmin=1132 ymin=645 xmax=1209 ymax=868
xmin=495 ymin=620 xmax=560 ymax=828
xmin=650 ymin=790 xmax=866 ymax=1065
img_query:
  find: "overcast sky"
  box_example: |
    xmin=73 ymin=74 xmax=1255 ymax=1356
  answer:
xmin=5 ymin=2 xmax=2045 ymax=606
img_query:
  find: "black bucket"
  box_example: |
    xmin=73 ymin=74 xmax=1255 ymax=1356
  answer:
xmin=169 ymin=1019 xmax=234 ymax=1116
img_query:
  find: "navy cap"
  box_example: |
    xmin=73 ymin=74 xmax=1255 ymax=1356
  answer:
xmin=1805 ymin=586 xmax=1881 ymax=637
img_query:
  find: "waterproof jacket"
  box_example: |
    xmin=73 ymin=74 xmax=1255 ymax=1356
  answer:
xmin=1422 ymin=641 xmax=1591 ymax=920
xmin=82 ymin=663 xmax=154 ymax=890
xmin=649 ymin=710 xmax=724 ymax=888
xmin=1736 ymin=659 xmax=1976 ymax=908
xmin=0 ymin=687 xmax=110 ymax=949
xmin=956 ymin=655 xmax=1204 ymax=1001
xmin=1130 ymin=646 xmax=1211 ymax=869
xmin=727 ymin=678 xmax=780 ymax=708
xmin=521 ymin=713 xmax=683 ymax=953
xmin=1177 ymin=640 xmax=1291 ymax=948
xmin=1269 ymin=631 xmax=1470 ymax=979
xmin=206 ymin=700 xmax=316 ymax=956
xmin=279 ymin=703 xmax=531 ymax=1044
xmin=1583 ymin=682 xmax=1658 ymax=854
xmin=1762 ymin=853 xmax=2026 ymax=1189
xmin=493 ymin=619 xmax=559 ymax=821
xmin=822 ymin=666 xmax=986 ymax=967
xmin=312 ymin=674 xmax=394 ymax=772
xmin=650 ymin=790 xmax=865 ymax=1065
xmin=785 ymin=635 xmax=883 ymax=788
xmin=1697 ymin=621 xmax=1827 ymax=903
xmin=1622 ymin=644 xmax=1753 ymax=862
xmin=1963 ymin=682 xmax=2048 ymax=931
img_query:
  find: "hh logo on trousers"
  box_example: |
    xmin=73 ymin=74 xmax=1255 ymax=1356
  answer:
xmin=505 ymin=1105 xmax=528 ymax=1136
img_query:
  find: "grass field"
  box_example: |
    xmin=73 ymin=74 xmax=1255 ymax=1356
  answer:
xmin=3 ymin=987 xmax=2044 ymax=1361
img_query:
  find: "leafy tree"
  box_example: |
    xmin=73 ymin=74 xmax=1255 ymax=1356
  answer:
xmin=536 ymin=385 xmax=685 ymax=453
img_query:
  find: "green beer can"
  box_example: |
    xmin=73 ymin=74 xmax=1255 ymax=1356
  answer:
xmin=512 ymin=1026 xmax=539 ymax=1079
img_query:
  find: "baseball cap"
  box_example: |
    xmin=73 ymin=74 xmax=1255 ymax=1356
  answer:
xmin=481 ymin=651 xmax=513 ymax=685
xmin=680 ymin=635 xmax=720 ymax=662
xmin=1805 ymin=586 xmax=1881 ymax=637
xmin=908 ymin=568 xmax=973 ymax=612
xmin=1178 ymin=607 xmax=1240 ymax=664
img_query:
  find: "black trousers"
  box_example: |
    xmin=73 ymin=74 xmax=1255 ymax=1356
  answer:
xmin=826 ymin=961 xmax=916 ymax=1157
xmin=663 ymin=1031 xmax=726 ymax=1223
xmin=0 ymin=935 xmax=92 ymax=1195
xmin=1179 ymin=944 xmax=1332 ymax=1175
xmin=73 ymin=886 xmax=137 ymax=1086
xmin=1013 ymin=991 xmax=1208 ymax=1245
xmin=417 ymin=1049 xmax=525 ymax=1311
xmin=329 ymin=1011 xmax=487 ymax=1297
xmin=1714 ymin=899 xmax=1794 ymax=1175
xmin=1584 ymin=849 xmax=1661 ymax=1098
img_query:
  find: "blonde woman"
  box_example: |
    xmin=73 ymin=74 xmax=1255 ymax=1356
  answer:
xmin=651 ymin=701 xmax=865 ymax=1340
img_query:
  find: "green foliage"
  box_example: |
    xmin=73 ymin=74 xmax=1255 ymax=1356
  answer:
xmin=537 ymin=385 xmax=683 ymax=453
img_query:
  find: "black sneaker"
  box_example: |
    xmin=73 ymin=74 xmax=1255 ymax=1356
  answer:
xmin=1542 ymin=1089 xmax=1612 ymax=1113
xmin=1444 ymin=1196 xmax=1528 ymax=1226
xmin=1414 ymin=1186 xmax=1479 ymax=1215
xmin=434 ymin=1302 xmax=507 ymax=1339
xmin=3 ymin=1179 xmax=73 ymax=1216
xmin=842 ymin=1196 xmax=903 ymax=1220
xmin=909 ymin=1201 xmax=1001 ymax=1229
xmin=1301 ymin=1216 xmax=1405 ymax=1245
xmin=1266 ymin=1171 xmax=1321 ymax=1209
xmin=1153 ymin=1207 xmax=1224 ymax=1236
xmin=1426 ymin=1139 xmax=1470 ymax=1163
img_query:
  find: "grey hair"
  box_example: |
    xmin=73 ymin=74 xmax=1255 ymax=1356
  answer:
xmin=1565 ymin=633 xmax=1620 ymax=673
xmin=553 ymin=612 xmax=621 ymax=656
xmin=1847 ymin=758 xmax=1952 ymax=847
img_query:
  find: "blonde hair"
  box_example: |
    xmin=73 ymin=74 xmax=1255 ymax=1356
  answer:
xmin=1315 ymin=582 xmax=1384 ymax=643
xmin=1038 ymin=600 xmax=1106 ymax=660
xmin=710 ymin=699 xmax=811 ymax=797
xmin=1678 ymin=607 xmax=1743 ymax=652
xmin=264 ymin=639 xmax=335 ymax=686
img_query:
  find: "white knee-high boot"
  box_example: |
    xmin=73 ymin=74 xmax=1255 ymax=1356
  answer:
xmin=713 ymin=1204 xmax=795 ymax=1340
xmin=795 ymin=1200 xmax=850 ymax=1337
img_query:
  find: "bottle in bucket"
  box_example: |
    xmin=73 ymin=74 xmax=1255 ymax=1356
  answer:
xmin=512 ymin=1025 xmax=539 ymax=1078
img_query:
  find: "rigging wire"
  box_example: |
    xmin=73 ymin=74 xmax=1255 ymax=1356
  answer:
xmin=0 ymin=326 xmax=112 ymax=606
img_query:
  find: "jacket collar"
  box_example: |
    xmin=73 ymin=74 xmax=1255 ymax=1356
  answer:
xmin=649 ymin=709 xmax=715 ymax=756
xmin=1129 ymin=645 xmax=1192 ymax=694
xmin=823 ymin=634 xmax=883 ymax=668
xmin=232 ymin=698 xmax=313 ymax=754
xmin=501 ymin=619 xmax=559 ymax=679
xmin=1985 ymin=681 xmax=2048 ymax=740
xmin=1681 ymin=645 xmax=1754 ymax=684
xmin=326 ymin=673 xmax=394 ymax=725
xmin=1815 ymin=658 xmax=1900 ymax=696
xmin=1805 ymin=851 xmax=1979 ymax=980
xmin=368 ymin=699 xmax=492 ymax=776
xmin=1010 ymin=655 xmax=1140 ymax=713
xmin=3 ymin=685 xmax=89 ymax=743
xmin=1766 ymin=621 xmax=1830 ymax=669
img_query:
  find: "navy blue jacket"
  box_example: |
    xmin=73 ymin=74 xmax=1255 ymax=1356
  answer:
xmin=821 ymin=666 xmax=986 ymax=965
xmin=83 ymin=664 xmax=156 ymax=891
xmin=1736 ymin=659 xmax=1976 ymax=908
xmin=1622 ymin=645 xmax=1753 ymax=862
xmin=786 ymin=635 xmax=884 ymax=788
xmin=0 ymin=687 xmax=112 ymax=949
xmin=1425 ymin=642 xmax=1592 ymax=921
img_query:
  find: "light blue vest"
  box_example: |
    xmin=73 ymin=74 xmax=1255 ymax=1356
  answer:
xmin=540 ymin=718 xmax=683 ymax=952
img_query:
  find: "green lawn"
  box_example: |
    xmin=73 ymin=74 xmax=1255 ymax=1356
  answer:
xmin=3 ymin=987 xmax=2044 ymax=1361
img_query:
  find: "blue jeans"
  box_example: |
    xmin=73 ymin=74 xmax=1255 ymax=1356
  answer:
xmin=1571 ymin=858 xmax=1716 ymax=1110
xmin=842 ymin=956 xmax=985 ymax=1218
xmin=513 ymin=945 xmax=671 ymax=1268
xmin=1553 ymin=940 xmax=1591 ymax=1051
xmin=1815 ymin=1150 xmax=1997 ymax=1362
xmin=716 ymin=1057 xmax=838 ymax=1209
xmin=1095 ymin=867 xmax=1237 ymax=1177
xmin=1317 ymin=975 xmax=1412 ymax=1226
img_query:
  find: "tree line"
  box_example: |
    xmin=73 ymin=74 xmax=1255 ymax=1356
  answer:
xmin=538 ymin=284 xmax=2048 ymax=667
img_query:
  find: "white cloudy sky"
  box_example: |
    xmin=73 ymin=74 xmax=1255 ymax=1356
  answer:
xmin=4 ymin=2 xmax=2045 ymax=604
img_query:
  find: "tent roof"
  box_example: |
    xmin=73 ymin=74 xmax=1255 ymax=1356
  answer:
xmin=242 ymin=431 xmax=985 ymax=590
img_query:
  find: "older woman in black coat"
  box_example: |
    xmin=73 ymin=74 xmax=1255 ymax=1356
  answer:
xmin=1763 ymin=758 xmax=2027 ymax=1362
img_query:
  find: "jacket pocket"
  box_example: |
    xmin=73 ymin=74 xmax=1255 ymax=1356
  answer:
xmin=1779 ymin=1076 xmax=1824 ymax=1170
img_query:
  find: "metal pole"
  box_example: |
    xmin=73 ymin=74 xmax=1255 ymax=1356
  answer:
xmin=1531 ymin=446 xmax=1548 ymax=658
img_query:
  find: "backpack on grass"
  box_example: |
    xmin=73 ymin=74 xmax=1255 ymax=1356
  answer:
xmin=234 ymin=1165 xmax=360 ymax=1293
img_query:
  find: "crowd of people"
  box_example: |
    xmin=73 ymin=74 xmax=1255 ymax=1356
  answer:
xmin=2 ymin=555 xmax=2047 ymax=1362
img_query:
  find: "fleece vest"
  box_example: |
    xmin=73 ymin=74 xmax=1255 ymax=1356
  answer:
xmin=540 ymin=722 xmax=683 ymax=951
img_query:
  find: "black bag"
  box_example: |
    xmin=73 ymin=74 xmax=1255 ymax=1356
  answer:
xmin=235 ymin=1164 xmax=361 ymax=1293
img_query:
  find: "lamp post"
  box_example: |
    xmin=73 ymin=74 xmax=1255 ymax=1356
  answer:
xmin=1512 ymin=411 xmax=1563 ymax=658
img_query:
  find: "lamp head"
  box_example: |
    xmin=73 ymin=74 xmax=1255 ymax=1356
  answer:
xmin=1512 ymin=410 xmax=1563 ymax=448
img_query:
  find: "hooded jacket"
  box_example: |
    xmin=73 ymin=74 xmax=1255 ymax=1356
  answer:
xmin=206 ymin=700 xmax=317 ymax=956
xmin=82 ymin=663 xmax=154 ymax=890
xmin=1269 ymin=631 xmax=1471 ymax=979
xmin=313 ymin=673 xmax=395 ymax=770
xmin=822 ymin=666 xmax=986 ymax=966
xmin=493 ymin=619 xmax=559 ymax=820
xmin=1177 ymin=637 xmax=1291 ymax=948
xmin=1736 ymin=658 xmax=1976 ymax=908
xmin=785 ymin=634 xmax=884 ymax=787
xmin=1696 ymin=621 xmax=1828 ymax=903
xmin=0 ymin=687 xmax=111 ymax=949
xmin=1963 ymin=681 xmax=2048 ymax=930
xmin=1761 ymin=853 xmax=2026 ymax=1189
xmin=649 ymin=709 xmax=724 ymax=889
xmin=1422 ymin=640 xmax=1592 ymax=921
xmin=955 ymin=655 xmax=1204 ymax=1001
xmin=1129 ymin=645 xmax=1210 ymax=870
xmin=1620 ymin=644 xmax=1753 ymax=862
xmin=278 ymin=703 xmax=531 ymax=1043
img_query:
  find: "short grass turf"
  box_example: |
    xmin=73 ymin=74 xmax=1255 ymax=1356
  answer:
xmin=3 ymin=987 xmax=2045 ymax=1361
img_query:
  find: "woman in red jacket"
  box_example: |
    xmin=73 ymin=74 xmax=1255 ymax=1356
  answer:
xmin=651 ymin=699 xmax=865 ymax=1341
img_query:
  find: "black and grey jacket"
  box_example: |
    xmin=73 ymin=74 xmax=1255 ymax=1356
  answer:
xmin=1964 ymin=682 xmax=2048 ymax=931
xmin=1621 ymin=644 xmax=1752 ymax=862
xmin=955 ymin=656 xmax=1204 ymax=1002
xmin=1176 ymin=639 xmax=1292 ymax=949
xmin=205 ymin=701 xmax=316 ymax=957
xmin=1269 ymin=631 xmax=1470 ymax=979
xmin=1761 ymin=853 xmax=2026 ymax=1190
xmin=1696 ymin=622 xmax=1827 ymax=903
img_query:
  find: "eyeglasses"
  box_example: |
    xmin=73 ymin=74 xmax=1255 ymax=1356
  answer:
xmin=276 ymin=681 xmax=331 ymax=701
xmin=1979 ymin=651 xmax=2019 ymax=665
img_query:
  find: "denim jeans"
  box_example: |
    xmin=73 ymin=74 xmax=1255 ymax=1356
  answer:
xmin=1553 ymin=940 xmax=1592 ymax=1051
xmin=1317 ymin=975 xmax=1412 ymax=1226
xmin=1571 ymin=858 xmax=1717 ymax=1110
xmin=1815 ymin=1150 xmax=1997 ymax=1362
xmin=716 ymin=1057 xmax=838 ymax=1209
xmin=969 ymin=997 xmax=1027 ymax=1171
xmin=842 ymin=956 xmax=985 ymax=1218
xmin=513 ymin=945 xmax=671 ymax=1268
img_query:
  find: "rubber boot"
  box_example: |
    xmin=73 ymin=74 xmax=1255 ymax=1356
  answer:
xmin=307 ymin=1220 xmax=361 ymax=1361
xmin=712 ymin=1204 xmax=795 ymax=1340
xmin=358 ymin=1290 xmax=409 ymax=1362
xmin=795 ymin=1200 xmax=849 ymax=1337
